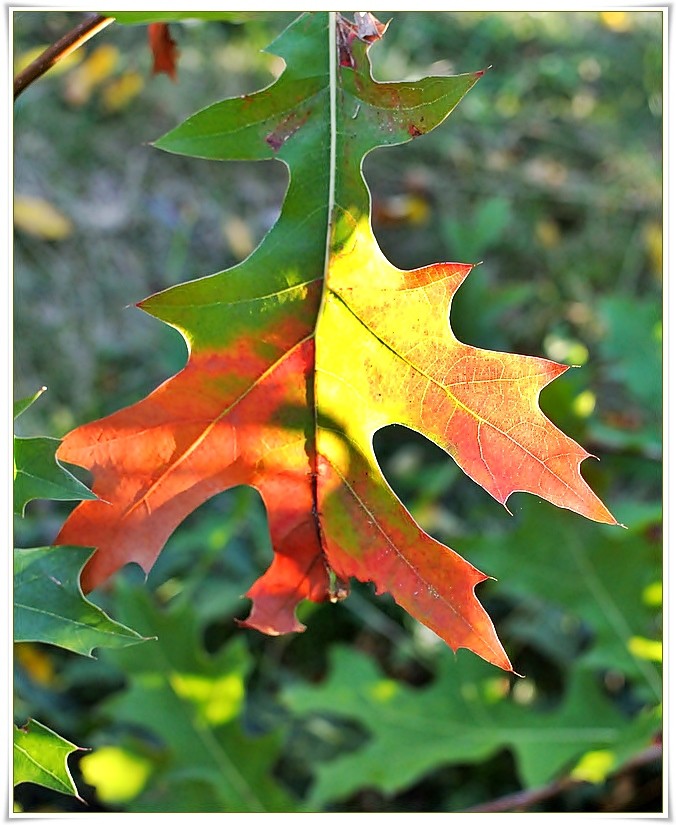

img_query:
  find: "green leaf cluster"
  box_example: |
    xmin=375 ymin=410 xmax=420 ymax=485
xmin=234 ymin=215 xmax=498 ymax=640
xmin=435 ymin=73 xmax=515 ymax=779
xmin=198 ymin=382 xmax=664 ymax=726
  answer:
xmin=281 ymin=499 xmax=661 ymax=808
xmin=79 ymin=585 xmax=293 ymax=812
xmin=13 ymin=390 xmax=146 ymax=803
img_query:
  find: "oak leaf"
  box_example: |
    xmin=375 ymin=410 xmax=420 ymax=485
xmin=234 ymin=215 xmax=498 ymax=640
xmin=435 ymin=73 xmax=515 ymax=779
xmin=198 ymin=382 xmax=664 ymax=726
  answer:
xmin=147 ymin=23 xmax=178 ymax=80
xmin=282 ymin=646 xmax=656 ymax=805
xmin=13 ymin=719 xmax=81 ymax=800
xmin=56 ymin=12 xmax=615 ymax=672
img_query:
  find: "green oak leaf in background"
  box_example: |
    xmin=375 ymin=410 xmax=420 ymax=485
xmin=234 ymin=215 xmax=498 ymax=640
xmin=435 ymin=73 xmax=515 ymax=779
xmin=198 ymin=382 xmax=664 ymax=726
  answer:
xmin=461 ymin=498 xmax=662 ymax=698
xmin=282 ymin=646 xmax=658 ymax=809
xmin=13 ymin=719 xmax=82 ymax=801
xmin=13 ymin=388 xmax=146 ymax=802
xmin=79 ymin=584 xmax=293 ymax=813
xmin=14 ymin=546 xmax=148 ymax=657
xmin=14 ymin=388 xmax=96 ymax=516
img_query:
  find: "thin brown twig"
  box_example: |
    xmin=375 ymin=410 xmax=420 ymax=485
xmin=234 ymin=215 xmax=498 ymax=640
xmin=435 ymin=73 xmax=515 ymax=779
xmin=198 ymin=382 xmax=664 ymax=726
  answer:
xmin=13 ymin=12 xmax=114 ymax=100
xmin=462 ymin=778 xmax=573 ymax=814
xmin=462 ymin=743 xmax=662 ymax=813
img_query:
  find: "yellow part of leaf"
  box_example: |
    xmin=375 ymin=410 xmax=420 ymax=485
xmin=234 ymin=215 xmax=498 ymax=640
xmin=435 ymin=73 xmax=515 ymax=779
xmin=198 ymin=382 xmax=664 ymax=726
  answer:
xmin=168 ymin=671 xmax=245 ymax=726
xmin=570 ymin=749 xmax=616 ymax=783
xmin=14 ymin=195 xmax=73 ymax=241
xmin=79 ymin=747 xmax=153 ymax=804
xmin=368 ymin=679 xmax=399 ymax=703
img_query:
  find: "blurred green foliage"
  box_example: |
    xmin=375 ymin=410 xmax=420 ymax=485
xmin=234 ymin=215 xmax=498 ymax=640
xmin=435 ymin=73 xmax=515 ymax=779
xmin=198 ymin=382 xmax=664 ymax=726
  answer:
xmin=13 ymin=10 xmax=661 ymax=814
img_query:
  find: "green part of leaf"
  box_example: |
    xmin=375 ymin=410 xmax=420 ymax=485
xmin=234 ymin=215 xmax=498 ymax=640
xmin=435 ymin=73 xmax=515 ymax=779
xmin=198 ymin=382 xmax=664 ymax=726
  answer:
xmin=154 ymin=12 xmax=478 ymax=170
xmin=13 ymin=546 xmax=148 ymax=657
xmin=95 ymin=584 xmax=293 ymax=812
xmin=131 ymin=776 xmax=239 ymax=813
xmin=14 ymin=387 xmax=46 ymax=421
xmin=283 ymin=646 xmax=658 ymax=807
xmin=13 ymin=719 xmax=81 ymax=799
xmin=106 ymin=11 xmax=258 ymax=25
xmin=462 ymin=498 xmax=662 ymax=698
xmin=14 ymin=436 xmax=96 ymax=516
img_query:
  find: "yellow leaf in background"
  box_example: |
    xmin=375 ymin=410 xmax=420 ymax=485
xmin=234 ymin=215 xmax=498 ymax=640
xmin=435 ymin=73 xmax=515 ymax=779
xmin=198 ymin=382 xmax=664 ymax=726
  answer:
xmin=643 ymin=220 xmax=662 ymax=279
xmin=535 ymin=217 xmax=561 ymax=248
xmin=572 ymin=389 xmax=596 ymax=418
xmin=628 ymin=636 xmax=662 ymax=663
xmin=222 ymin=215 xmax=255 ymax=260
xmin=372 ymin=193 xmax=430 ymax=227
xmin=570 ymin=749 xmax=616 ymax=784
xmin=102 ymin=71 xmax=144 ymax=112
xmin=14 ymin=194 xmax=73 ymax=241
xmin=169 ymin=671 xmax=245 ymax=726
xmin=63 ymin=43 xmax=119 ymax=106
xmin=14 ymin=44 xmax=84 ymax=76
xmin=80 ymin=747 xmax=153 ymax=804
xmin=642 ymin=581 xmax=662 ymax=607
xmin=14 ymin=643 xmax=56 ymax=686
xmin=600 ymin=11 xmax=633 ymax=32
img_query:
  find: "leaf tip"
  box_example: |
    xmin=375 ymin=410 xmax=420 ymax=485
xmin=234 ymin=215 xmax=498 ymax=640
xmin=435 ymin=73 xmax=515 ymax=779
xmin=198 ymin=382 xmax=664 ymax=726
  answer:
xmin=474 ymin=65 xmax=493 ymax=79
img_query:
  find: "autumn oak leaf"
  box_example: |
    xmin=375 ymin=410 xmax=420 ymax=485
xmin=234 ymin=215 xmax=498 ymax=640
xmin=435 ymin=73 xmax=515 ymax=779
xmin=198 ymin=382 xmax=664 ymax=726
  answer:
xmin=147 ymin=23 xmax=179 ymax=80
xmin=56 ymin=12 xmax=616 ymax=672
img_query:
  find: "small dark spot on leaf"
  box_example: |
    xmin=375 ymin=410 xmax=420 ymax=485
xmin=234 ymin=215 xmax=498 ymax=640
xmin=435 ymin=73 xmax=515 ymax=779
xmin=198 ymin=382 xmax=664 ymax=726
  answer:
xmin=266 ymin=133 xmax=284 ymax=152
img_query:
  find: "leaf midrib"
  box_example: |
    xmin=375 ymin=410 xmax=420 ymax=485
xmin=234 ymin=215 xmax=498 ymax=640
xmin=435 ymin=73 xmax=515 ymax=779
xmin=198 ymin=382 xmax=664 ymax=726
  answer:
xmin=307 ymin=11 xmax=338 ymax=566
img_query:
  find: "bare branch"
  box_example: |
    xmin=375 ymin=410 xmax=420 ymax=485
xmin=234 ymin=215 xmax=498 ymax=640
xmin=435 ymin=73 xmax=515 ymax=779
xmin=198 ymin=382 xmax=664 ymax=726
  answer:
xmin=462 ymin=743 xmax=662 ymax=813
xmin=14 ymin=13 xmax=114 ymax=101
